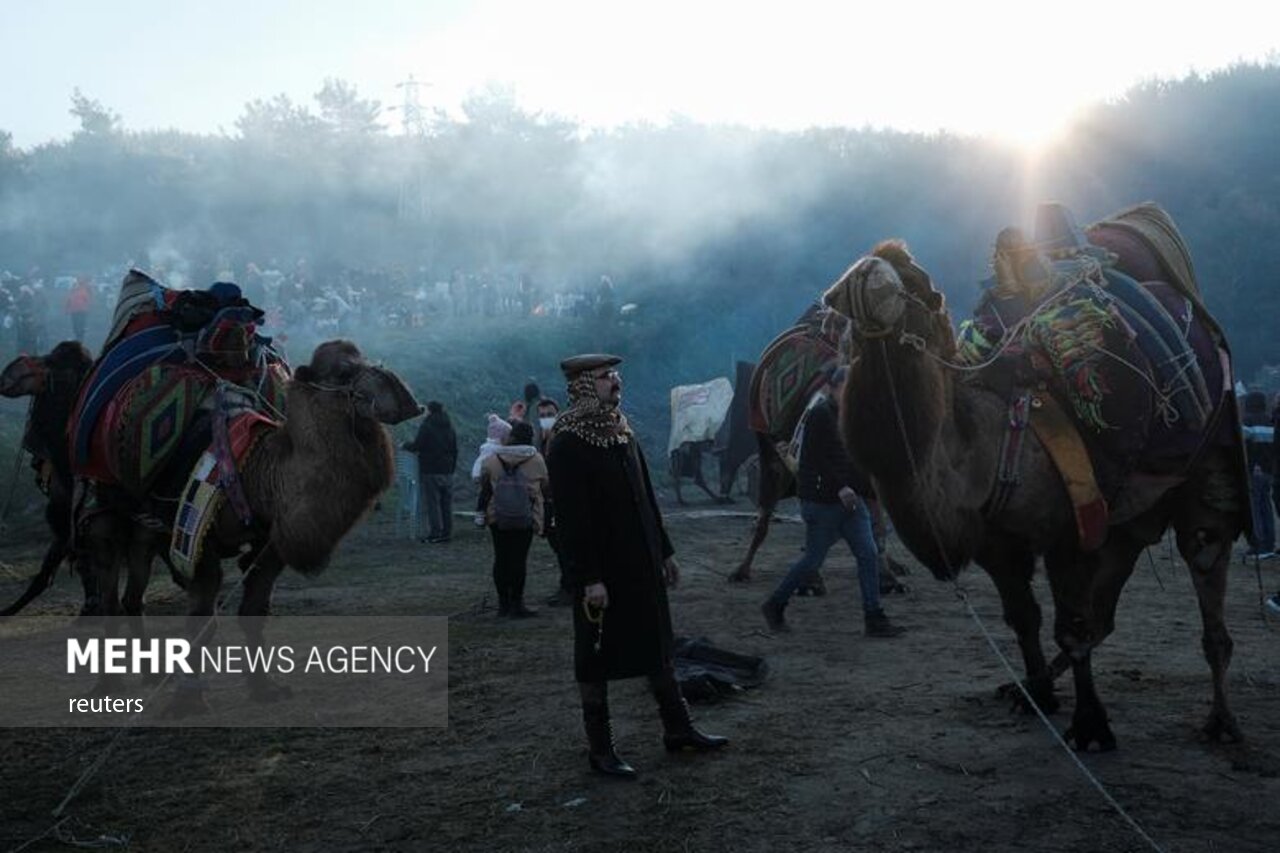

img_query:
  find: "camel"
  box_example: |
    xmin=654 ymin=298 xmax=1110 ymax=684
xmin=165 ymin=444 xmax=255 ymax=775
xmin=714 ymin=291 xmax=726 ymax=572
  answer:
xmin=821 ymin=233 xmax=1246 ymax=751
xmin=1 ymin=343 xmax=98 ymax=617
xmin=81 ymin=339 xmax=421 ymax=711
xmin=1 ymin=342 xmax=185 ymax=619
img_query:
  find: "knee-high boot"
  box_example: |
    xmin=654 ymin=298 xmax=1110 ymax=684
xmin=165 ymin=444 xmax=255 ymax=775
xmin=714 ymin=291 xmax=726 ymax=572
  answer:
xmin=579 ymin=681 xmax=636 ymax=779
xmin=649 ymin=667 xmax=729 ymax=753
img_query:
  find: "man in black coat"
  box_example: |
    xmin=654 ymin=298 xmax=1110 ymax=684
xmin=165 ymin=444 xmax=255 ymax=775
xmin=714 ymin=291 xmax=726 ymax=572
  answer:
xmin=760 ymin=366 xmax=905 ymax=637
xmin=548 ymin=353 xmax=727 ymax=779
xmin=404 ymin=400 xmax=458 ymax=543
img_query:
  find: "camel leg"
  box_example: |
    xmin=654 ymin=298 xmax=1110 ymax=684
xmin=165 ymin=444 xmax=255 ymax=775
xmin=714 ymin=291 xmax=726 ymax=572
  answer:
xmin=0 ymin=539 xmax=67 ymax=618
xmin=1173 ymin=506 xmax=1242 ymax=743
xmin=729 ymin=504 xmax=772 ymax=583
xmin=670 ymin=451 xmax=688 ymax=506
xmin=978 ymin=539 xmax=1058 ymax=714
xmin=163 ymin=550 xmax=224 ymax=719
xmin=1044 ymin=532 xmax=1144 ymax=751
xmin=690 ymin=452 xmax=723 ymax=503
xmin=238 ymin=546 xmax=291 ymax=702
xmin=730 ymin=438 xmax=791 ymax=582
xmin=121 ymin=537 xmax=160 ymax=685
xmin=83 ymin=516 xmax=127 ymax=696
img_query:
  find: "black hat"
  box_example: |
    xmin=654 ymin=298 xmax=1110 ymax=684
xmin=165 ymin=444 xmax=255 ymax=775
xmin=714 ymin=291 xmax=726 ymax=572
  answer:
xmin=560 ymin=353 xmax=622 ymax=380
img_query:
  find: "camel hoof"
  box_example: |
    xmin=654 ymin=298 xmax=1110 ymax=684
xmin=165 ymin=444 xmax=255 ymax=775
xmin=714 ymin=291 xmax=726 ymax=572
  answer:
xmin=1201 ymin=711 xmax=1244 ymax=744
xmin=1065 ymin=710 xmax=1116 ymax=752
xmin=727 ymin=569 xmax=752 ymax=584
xmin=72 ymin=599 xmax=103 ymax=625
xmin=997 ymin=680 xmax=1060 ymax=715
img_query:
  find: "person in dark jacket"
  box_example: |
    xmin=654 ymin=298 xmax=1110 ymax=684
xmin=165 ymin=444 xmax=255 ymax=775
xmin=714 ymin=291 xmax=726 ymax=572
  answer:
xmin=404 ymin=400 xmax=459 ymax=543
xmin=1241 ymin=390 xmax=1275 ymax=557
xmin=548 ymin=353 xmax=727 ymax=779
xmin=761 ymin=366 xmax=905 ymax=637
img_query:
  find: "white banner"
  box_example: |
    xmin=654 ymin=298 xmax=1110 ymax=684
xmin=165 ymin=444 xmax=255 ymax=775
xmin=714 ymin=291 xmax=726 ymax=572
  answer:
xmin=668 ymin=377 xmax=733 ymax=453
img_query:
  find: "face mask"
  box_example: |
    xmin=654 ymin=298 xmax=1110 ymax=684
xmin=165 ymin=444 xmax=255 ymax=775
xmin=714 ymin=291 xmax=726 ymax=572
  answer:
xmin=539 ymin=417 xmax=556 ymax=431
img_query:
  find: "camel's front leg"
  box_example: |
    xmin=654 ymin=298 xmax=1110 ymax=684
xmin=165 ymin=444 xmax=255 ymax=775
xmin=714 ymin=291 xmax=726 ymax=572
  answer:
xmin=238 ymin=544 xmax=290 ymax=703
xmin=1044 ymin=534 xmax=1142 ymax=751
xmin=978 ymin=539 xmax=1057 ymax=714
xmin=161 ymin=550 xmax=223 ymax=719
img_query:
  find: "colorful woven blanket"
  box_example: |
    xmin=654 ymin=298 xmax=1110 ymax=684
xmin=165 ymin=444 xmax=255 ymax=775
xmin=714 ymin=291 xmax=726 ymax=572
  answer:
xmin=170 ymin=411 xmax=275 ymax=577
xmin=748 ymin=303 xmax=843 ymax=438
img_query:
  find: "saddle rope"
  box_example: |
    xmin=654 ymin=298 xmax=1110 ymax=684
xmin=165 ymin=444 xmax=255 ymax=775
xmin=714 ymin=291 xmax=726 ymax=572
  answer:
xmin=878 ymin=337 xmax=1169 ymax=853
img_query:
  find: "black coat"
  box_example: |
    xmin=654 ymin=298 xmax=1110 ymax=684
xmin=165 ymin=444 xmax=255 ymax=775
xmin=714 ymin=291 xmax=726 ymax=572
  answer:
xmin=547 ymin=431 xmax=675 ymax=682
xmin=796 ymin=397 xmax=872 ymax=502
xmin=406 ymin=413 xmax=458 ymax=475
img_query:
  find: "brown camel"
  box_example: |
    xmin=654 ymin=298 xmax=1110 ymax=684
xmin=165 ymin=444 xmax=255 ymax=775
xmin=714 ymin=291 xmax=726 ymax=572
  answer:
xmin=1 ymin=343 xmax=187 ymax=620
xmin=821 ymin=238 xmax=1245 ymax=751
xmin=1 ymin=343 xmax=98 ymax=616
xmin=82 ymin=339 xmax=421 ymax=710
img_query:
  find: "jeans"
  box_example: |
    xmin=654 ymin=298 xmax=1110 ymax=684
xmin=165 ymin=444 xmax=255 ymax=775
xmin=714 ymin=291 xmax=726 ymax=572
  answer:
xmin=1250 ymin=469 xmax=1275 ymax=552
xmin=420 ymin=473 xmax=454 ymax=539
xmin=767 ymin=499 xmax=882 ymax=615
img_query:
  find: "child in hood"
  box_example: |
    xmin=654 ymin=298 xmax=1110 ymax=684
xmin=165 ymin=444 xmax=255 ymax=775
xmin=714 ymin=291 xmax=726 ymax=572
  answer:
xmin=471 ymin=414 xmax=512 ymax=525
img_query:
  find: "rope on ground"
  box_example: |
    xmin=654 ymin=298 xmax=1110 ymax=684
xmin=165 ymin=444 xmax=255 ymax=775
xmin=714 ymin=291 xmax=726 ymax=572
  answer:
xmin=879 ymin=337 xmax=1168 ymax=853
xmin=1144 ymin=547 xmax=1166 ymax=592
xmin=43 ymin=553 xmax=265 ymax=822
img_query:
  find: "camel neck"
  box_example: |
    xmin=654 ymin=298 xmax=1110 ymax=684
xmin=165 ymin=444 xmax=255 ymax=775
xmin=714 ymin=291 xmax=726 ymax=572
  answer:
xmin=846 ymin=337 xmax=991 ymax=573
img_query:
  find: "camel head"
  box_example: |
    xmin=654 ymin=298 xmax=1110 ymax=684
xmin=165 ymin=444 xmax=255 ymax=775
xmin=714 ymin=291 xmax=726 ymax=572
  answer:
xmin=294 ymin=339 xmax=423 ymax=424
xmin=0 ymin=354 xmax=43 ymax=397
xmin=1 ymin=342 xmax=91 ymax=398
xmin=822 ymin=240 xmax=956 ymax=358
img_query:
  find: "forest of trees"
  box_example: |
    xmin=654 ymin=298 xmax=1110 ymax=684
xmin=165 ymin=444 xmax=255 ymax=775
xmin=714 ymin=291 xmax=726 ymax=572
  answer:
xmin=1 ymin=64 xmax=1278 ymax=379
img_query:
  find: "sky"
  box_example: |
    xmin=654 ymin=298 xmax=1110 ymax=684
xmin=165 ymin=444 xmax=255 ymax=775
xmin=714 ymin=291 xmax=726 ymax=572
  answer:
xmin=2 ymin=0 xmax=1278 ymax=150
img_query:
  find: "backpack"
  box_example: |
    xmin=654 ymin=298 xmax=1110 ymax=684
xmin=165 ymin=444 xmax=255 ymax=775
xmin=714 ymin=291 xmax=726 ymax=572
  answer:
xmin=493 ymin=457 xmax=534 ymax=530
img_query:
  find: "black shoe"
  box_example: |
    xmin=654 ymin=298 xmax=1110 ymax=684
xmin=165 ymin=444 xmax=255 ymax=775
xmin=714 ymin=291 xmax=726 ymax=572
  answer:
xmin=588 ymin=750 xmax=638 ymax=779
xmin=761 ymin=600 xmax=790 ymax=632
xmin=663 ymin=727 xmax=729 ymax=753
xmin=865 ymin=610 xmax=905 ymax=638
xmin=583 ymin=692 xmax=637 ymax=779
xmin=795 ymin=577 xmax=827 ymax=597
xmin=497 ymin=594 xmax=511 ymax=618
xmin=509 ymin=601 xmax=538 ymax=618
xmin=427 ymin=535 xmax=451 ymax=543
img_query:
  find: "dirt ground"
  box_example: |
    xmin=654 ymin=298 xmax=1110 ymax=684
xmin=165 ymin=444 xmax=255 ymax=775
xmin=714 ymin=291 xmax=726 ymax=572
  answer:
xmin=1 ymin=501 xmax=1278 ymax=853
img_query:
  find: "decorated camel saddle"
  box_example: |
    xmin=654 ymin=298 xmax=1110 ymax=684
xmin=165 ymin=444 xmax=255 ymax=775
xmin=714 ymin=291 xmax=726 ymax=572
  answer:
xmin=69 ymin=269 xmax=291 ymax=575
xmin=958 ymin=202 xmax=1246 ymax=548
xmin=70 ymin=269 xmax=289 ymax=493
xmin=748 ymin=302 xmax=846 ymax=468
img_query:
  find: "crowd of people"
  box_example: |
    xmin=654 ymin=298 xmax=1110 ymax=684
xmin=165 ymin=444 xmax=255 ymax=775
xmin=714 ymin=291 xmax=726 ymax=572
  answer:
xmin=0 ymin=258 xmax=625 ymax=361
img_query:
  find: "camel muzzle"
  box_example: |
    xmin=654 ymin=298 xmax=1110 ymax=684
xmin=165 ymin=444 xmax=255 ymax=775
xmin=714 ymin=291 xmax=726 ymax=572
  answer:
xmin=354 ymin=365 xmax=424 ymax=425
xmin=823 ymin=256 xmax=907 ymax=336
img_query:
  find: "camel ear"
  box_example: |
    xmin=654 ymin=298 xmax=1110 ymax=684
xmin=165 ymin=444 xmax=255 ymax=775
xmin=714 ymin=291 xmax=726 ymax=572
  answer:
xmin=294 ymin=365 xmax=315 ymax=383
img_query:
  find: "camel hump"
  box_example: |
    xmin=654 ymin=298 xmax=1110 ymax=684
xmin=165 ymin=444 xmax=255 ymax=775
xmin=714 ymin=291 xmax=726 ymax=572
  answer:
xmin=1086 ymin=202 xmax=1200 ymax=303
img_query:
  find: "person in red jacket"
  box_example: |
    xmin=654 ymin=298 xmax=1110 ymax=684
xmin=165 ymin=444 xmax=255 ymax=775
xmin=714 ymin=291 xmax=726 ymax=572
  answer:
xmin=64 ymin=277 xmax=93 ymax=343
